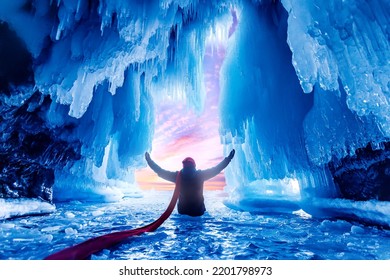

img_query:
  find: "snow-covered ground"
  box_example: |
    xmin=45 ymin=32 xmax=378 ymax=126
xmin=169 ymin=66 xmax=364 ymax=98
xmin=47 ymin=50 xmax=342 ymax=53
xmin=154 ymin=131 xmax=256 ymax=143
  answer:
xmin=1 ymin=190 xmax=389 ymax=260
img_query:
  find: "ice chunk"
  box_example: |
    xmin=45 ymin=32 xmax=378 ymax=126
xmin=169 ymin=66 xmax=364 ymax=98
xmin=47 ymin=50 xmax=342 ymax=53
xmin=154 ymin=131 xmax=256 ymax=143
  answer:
xmin=65 ymin=227 xmax=78 ymax=235
xmin=64 ymin=212 xmax=76 ymax=219
xmin=41 ymin=226 xmax=62 ymax=233
xmin=0 ymin=223 xmax=15 ymax=229
xmin=92 ymin=210 xmax=104 ymax=217
xmin=350 ymin=225 xmax=365 ymax=235
xmin=0 ymin=199 xmax=55 ymax=220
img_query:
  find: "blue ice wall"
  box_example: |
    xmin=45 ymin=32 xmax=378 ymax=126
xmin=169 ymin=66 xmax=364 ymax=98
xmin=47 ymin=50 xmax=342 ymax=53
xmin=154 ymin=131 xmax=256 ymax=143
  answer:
xmin=219 ymin=0 xmax=389 ymax=207
xmin=220 ymin=1 xmax=313 ymax=186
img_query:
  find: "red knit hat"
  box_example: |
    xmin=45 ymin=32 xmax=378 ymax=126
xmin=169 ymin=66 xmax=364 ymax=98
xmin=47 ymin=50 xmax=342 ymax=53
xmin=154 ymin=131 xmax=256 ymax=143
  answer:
xmin=182 ymin=157 xmax=196 ymax=167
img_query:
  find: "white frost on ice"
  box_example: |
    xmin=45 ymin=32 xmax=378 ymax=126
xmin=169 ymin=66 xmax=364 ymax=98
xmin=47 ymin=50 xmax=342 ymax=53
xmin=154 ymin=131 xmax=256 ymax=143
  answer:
xmin=0 ymin=199 xmax=56 ymax=221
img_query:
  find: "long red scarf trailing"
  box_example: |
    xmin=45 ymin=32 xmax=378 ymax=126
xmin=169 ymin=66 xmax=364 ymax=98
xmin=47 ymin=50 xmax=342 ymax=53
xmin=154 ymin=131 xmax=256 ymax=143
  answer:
xmin=44 ymin=172 xmax=181 ymax=260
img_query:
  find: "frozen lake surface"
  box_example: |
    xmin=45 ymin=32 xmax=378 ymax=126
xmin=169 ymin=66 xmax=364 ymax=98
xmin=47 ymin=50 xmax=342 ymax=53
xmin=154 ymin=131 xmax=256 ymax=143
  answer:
xmin=1 ymin=191 xmax=390 ymax=260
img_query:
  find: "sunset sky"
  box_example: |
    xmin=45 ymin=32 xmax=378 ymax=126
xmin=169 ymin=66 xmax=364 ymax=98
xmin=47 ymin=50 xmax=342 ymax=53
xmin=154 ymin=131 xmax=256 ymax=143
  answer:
xmin=135 ymin=44 xmax=228 ymax=191
xmin=135 ymin=11 xmax=238 ymax=191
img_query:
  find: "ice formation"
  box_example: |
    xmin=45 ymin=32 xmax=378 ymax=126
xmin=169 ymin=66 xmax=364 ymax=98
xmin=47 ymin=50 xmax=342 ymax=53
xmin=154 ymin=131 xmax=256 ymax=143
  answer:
xmin=0 ymin=0 xmax=389 ymax=224
xmin=0 ymin=198 xmax=55 ymax=220
xmin=220 ymin=0 xmax=389 ymax=208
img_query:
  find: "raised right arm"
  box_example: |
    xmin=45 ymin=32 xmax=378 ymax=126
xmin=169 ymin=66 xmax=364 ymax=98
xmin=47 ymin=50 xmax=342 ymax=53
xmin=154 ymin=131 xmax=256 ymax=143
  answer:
xmin=145 ymin=152 xmax=177 ymax=183
xmin=200 ymin=149 xmax=235 ymax=181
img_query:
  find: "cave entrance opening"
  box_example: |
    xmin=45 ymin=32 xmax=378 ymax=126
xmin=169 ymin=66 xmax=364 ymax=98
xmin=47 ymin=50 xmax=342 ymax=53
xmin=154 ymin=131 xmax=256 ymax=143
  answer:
xmin=135 ymin=12 xmax=238 ymax=191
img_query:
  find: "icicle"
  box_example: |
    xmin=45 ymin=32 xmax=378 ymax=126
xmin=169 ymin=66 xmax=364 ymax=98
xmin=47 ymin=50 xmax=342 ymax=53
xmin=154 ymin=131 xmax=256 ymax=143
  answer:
xmin=76 ymin=0 xmax=81 ymax=15
xmin=81 ymin=71 xmax=86 ymax=84
xmin=56 ymin=22 xmax=63 ymax=40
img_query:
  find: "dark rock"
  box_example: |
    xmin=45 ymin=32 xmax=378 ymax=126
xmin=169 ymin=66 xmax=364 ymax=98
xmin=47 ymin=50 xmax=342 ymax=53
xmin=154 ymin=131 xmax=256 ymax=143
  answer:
xmin=1 ymin=91 xmax=81 ymax=202
xmin=329 ymin=141 xmax=390 ymax=201
xmin=0 ymin=21 xmax=33 ymax=93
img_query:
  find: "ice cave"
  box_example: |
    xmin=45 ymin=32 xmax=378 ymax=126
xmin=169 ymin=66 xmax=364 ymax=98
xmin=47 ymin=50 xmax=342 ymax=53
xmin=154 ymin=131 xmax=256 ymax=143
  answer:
xmin=0 ymin=0 xmax=389 ymax=260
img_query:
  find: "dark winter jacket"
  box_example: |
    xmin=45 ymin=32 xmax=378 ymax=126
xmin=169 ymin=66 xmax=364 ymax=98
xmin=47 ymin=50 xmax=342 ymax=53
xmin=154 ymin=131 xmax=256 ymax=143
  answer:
xmin=146 ymin=157 xmax=232 ymax=216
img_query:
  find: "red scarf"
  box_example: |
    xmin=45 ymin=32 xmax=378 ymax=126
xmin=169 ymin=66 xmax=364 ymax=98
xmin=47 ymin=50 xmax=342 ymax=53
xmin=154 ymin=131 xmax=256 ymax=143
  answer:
xmin=44 ymin=172 xmax=181 ymax=260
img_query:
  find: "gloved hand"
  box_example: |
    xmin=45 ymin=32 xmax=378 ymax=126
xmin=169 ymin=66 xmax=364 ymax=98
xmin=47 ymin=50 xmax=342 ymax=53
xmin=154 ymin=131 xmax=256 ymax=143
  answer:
xmin=145 ymin=152 xmax=151 ymax=162
xmin=228 ymin=149 xmax=235 ymax=160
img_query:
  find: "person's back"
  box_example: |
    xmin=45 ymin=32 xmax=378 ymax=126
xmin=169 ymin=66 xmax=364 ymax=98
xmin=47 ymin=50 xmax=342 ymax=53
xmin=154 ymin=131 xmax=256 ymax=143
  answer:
xmin=145 ymin=150 xmax=235 ymax=217
xmin=178 ymin=165 xmax=206 ymax=216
